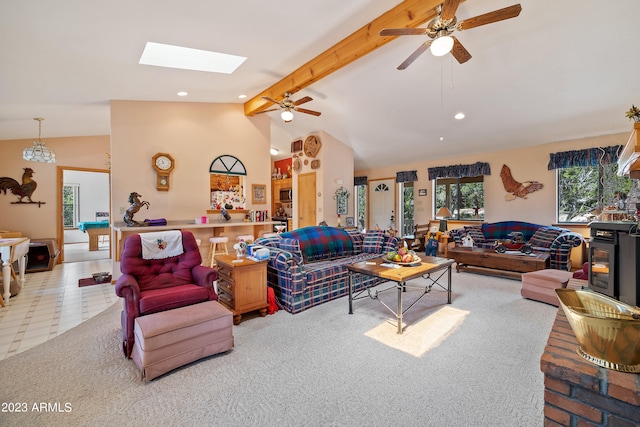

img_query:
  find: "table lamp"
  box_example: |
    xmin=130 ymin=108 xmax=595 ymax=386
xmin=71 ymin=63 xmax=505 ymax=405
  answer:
xmin=436 ymin=207 xmax=452 ymax=232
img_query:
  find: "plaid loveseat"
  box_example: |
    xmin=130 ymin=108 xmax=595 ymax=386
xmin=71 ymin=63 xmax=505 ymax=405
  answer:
xmin=254 ymin=226 xmax=399 ymax=314
xmin=448 ymin=221 xmax=584 ymax=271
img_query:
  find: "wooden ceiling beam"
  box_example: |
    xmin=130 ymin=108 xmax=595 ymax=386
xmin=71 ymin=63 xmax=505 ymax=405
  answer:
xmin=244 ymin=0 xmax=460 ymax=116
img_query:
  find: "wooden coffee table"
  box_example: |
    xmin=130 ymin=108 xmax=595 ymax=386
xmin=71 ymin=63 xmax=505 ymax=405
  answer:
xmin=346 ymin=255 xmax=454 ymax=334
xmin=448 ymin=247 xmax=549 ymax=276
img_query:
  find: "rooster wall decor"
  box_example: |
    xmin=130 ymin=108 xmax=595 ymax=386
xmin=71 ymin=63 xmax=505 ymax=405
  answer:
xmin=0 ymin=167 xmax=46 ymax=207
xmin=500 ymin=164 xmax=543 ymax=201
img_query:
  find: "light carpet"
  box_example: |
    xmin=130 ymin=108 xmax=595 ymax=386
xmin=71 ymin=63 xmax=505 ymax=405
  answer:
xmin=0 ymin=272 xmax=557 ymax=426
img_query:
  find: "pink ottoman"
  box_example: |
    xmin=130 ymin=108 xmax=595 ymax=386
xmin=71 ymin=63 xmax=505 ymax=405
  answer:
xmin=521 ymin=269 xmax=574 ymax=306
xmin=132 ymin=300 xmax=234 ymax=381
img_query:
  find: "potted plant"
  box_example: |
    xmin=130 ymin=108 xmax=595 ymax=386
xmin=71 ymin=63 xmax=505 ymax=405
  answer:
xmin=625 ymin=104 xmax=640 ymax=122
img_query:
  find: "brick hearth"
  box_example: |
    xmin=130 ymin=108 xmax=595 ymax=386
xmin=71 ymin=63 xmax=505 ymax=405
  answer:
xmin=540 ymin=309 xmax=640 ymax=426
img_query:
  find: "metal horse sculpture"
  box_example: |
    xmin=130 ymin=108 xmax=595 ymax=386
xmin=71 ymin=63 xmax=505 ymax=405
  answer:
xmin=123 ymin=192 xmax=150 ymax=227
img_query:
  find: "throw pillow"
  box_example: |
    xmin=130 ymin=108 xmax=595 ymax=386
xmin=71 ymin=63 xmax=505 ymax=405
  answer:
xmin=464 ymin=225 xmax=485 ymax=243
xmin=362 ymin=230 xmax=385 ymax=253
xmin=277 ymin=238 xmax=303 ymax=263
xmin=529 ymin=227 xmax=562 ymax=248
xmin=345 ymin=229 xmax=364 ymax=254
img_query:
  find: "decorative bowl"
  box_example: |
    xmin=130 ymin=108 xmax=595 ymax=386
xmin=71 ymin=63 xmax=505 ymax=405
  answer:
xmin=555 ymin=288 xmax=640 ymax=372
xmin=381 ymin=251 xmax=422 ymax=266
xmin=92 ymin=272 xmax=112 ymax=283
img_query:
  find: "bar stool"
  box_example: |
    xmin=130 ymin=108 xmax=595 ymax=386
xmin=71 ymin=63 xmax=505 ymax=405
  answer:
xmin=207 ymin=236 xmax=229 ymax=267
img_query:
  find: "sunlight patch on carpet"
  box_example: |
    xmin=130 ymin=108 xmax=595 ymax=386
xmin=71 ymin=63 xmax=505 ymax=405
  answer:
xmin=364 ymin=306 xmax=469 ymax=357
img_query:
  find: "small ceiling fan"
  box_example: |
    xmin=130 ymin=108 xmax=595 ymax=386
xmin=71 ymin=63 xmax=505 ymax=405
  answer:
xmin=380 ymin=0 xmax=522 ymax=69
xmin=256 ymin=92 xmax=321 ymax=122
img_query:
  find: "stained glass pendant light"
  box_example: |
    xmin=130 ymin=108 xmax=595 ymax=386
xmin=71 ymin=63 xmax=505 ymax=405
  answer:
xmin=23 ymin=117 xmax=56 ymax=163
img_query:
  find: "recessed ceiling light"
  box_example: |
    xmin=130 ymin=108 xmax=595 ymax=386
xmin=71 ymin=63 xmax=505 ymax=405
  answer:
xmin=454 ymin=112 xmax=465 ymax=120
xmin=238 ymin=94 xmax=247 ymax=99
xmin=177 ymin=91 xmax=188 ymax=96
xmin=139 ymin=42 xmax=247 ymax=74
xmin=440 ymin=136 xmax=444 ymax=141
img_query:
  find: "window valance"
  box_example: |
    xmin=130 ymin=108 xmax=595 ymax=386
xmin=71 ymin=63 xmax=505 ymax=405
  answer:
xmin=427 ymin=162 xmax=491 ymax=180
xmin=396 ymin=170 xmax=418 ymax=183
xmin=354 ymin=176 xmax=368 ymax=186
xmin=547 ymin=145 xmax=623 ymax=170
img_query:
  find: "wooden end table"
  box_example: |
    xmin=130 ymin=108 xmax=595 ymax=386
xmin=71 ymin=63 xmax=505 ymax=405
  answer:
xmin=214 ymin=254 xmax=269 ymax=325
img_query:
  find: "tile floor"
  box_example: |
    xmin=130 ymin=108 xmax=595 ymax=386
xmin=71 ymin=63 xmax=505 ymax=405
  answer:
xmin=0 ymin=243 xmax=117 ymax=361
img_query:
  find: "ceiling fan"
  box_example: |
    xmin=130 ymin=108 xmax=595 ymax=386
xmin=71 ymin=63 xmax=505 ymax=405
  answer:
xmin=380 ymin=0 xmax=522 ymax=69
xmin=256 ymin=92 xmax=321 ymax=122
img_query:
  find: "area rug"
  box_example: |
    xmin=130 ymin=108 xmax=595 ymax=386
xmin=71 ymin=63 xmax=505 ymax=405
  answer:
xmin=1 ymin=272 xmax=557 ymax=427
xmin=78 ymin=275 xmax=111 ymax=287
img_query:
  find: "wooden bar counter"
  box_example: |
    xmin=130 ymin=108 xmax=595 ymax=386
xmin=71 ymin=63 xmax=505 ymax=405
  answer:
xmin=113 ymin=220 xmax=278 ymax=262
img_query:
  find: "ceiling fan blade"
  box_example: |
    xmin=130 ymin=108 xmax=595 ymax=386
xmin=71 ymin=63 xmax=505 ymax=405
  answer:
xmin=440 ymin=0 xmax=462 ymax=22
xmin=458 ymin=4 xmax=522 ymax=31
xmin=293 ymin=96 xmax=313 ymax=106
xmin=254 ymin=108 xmax=280 ymax=114
xmin=261 ymin=96 xmax=281 ymax=105
xmin=450 ymin=36 xmax=472 ymax=64
xmin=397 ymin=40 xmax=432 ymax=70
xmin=295 ymin=108 xmax=321 ymax=117
xmin=380 ymin=28 xmax=428 ymax=36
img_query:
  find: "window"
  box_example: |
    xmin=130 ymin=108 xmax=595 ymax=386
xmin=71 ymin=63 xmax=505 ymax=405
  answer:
xmin=434 ymin=176 xmax=484 ymax=220
xmin=209 ymin=155 xmax=247 ymax=210
xmin=399 ymin=182 xmax=414 ymax=236
xmin=355 ymin=184 xmax=367 ymax=231
xmin=557 ymin=163 xmax=633 ymax=223
xmin=63 ymin=184 xmax=80 ymax=228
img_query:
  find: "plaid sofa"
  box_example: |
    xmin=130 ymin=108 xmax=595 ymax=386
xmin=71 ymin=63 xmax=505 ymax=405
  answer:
xmin=448 ymin=221 xmax=584 ymax=271
xmin=254 ymin=226 xmax=399 ymax=314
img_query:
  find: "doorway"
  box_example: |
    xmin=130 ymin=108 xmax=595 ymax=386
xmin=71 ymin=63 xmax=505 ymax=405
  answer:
xmin=297 ymin=172 xmax=316 ymax=228
xmin=57 ymin=167 xmax=111 ymax=263
xmin=368 ymin=177 xmax=395 ymax=231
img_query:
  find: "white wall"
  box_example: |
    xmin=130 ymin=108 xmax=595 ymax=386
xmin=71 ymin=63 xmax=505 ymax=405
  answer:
xmin=356 ymin=131 xmax=630 ymax=229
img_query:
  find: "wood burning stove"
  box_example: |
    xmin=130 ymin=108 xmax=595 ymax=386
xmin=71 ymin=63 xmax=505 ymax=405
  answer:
xmin=588 ymin=221 xmax=640 ymax=307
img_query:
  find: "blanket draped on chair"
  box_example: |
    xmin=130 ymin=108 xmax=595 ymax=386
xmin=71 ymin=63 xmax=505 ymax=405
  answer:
xmin=140 ymin=230 xmax=183 ymax=260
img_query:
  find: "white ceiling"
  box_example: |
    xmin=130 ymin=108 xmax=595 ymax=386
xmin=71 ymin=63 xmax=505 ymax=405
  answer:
xmin=2 ymin=0 xmax=640 ymax=170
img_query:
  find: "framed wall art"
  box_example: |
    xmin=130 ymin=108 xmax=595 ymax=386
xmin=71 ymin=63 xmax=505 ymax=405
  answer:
xmin=252 ymin=184 xmax=266 ymax=204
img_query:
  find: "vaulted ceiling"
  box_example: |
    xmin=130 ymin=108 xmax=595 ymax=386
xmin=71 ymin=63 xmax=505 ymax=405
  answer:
xmin=2 ymin=0 xmax=639 ymax=170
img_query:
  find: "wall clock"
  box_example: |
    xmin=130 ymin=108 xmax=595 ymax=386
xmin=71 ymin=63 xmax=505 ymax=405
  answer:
xmin=152 ymin=152 xmax=175 ymax=191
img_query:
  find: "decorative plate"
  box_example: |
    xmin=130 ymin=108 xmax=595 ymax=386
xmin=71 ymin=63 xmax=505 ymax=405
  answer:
xmin=303 ymin=135 xmax=322 ymax=158
xmin=311 ymin=159 xmax=320 ymax=169
xmin=293 ymin=158 xmax=302 ymax=173
xmin=304 ymin=159 xmax=308 ymax=165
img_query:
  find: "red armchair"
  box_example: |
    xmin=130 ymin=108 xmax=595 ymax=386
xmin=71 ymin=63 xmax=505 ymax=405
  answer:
xmin=115 ymin=230 xmax=218 ymax=358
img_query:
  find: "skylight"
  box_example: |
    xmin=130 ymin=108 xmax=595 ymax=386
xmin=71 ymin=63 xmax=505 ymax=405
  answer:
xmin=139 ymin=42 xmax=246 ymax=74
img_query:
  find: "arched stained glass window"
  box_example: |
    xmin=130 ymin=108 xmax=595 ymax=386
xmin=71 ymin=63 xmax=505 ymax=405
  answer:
xmin=209 ymin=155 xmax=247 ymax=210
xmin=209 ymin=155 xmax=247 ymax=175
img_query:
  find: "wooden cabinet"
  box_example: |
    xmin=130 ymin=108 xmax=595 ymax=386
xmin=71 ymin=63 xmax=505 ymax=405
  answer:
xmin=214 ymin=254 xmax=268 ymax=325
xmin=271 ymin=177 xmax=292 ymax=217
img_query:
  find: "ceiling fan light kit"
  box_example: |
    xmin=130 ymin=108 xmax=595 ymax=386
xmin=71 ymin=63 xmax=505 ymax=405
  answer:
xmin=430 ymin=35 xmax=454 ymax=56
xmin=281 ymin=109 xmax=294 ymax=122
